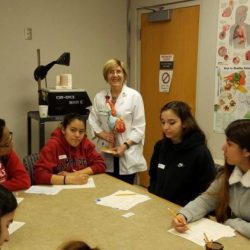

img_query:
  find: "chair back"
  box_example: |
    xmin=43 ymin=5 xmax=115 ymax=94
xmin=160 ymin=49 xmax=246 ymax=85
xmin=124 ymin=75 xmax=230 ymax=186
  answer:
xmin=23 ymin=153 xmax=39 ymax=185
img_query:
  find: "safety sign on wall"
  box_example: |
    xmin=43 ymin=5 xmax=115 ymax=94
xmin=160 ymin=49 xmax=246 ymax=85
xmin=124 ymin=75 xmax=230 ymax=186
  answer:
xmin=159 ymin=54 xmax=174 ymax=93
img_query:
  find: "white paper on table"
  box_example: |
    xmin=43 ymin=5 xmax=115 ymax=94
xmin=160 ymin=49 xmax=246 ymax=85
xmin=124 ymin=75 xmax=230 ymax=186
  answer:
xmin=9 ymin=221 xmax=25 ymax=235
xmin=24 ymin=178 xmax=95 ymax=195
xmin=168 ymin=218 xmax=235 ymax=246
xmin=96 ymin=190 xmax=151 ymax=210
xmin=25 ymin=186 xmax=61 ymax=195
xmin=122 ymin=212 xmax=135 ymax=218
xmin=16 ymin=197 xmax=24 ymax=204
xmin=55 ymin=177 xmax=95 ymax=190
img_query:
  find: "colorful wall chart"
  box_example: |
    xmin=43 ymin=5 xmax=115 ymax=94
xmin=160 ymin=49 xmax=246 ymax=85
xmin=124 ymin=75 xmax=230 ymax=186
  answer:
xmin=214 ymin=0 xmax=250 ymax=133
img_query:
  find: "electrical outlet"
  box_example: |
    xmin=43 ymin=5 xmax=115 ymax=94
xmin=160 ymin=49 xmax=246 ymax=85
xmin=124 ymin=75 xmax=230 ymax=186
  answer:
xmin=24 ymin=27 xmax=32 ymax=40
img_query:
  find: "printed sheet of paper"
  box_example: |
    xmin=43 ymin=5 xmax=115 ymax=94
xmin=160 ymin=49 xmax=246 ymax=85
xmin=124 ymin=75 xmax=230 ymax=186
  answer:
xmin=168 ymin=218 xmax=235 ymax=246
xmin=25 ymin=178 xmax=95 ymax=195
xmin=25 ymin=185 xmax=61 ymax=195
xmin=9 ymin=221 xmax=25 ymax=235
xmin=96 ymin=190 xmax=151 ymax=210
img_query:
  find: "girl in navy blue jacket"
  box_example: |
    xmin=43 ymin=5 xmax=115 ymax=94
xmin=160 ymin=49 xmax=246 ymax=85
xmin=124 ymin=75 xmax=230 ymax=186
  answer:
xmin=148 ymin=101 xmax=216 ymax=206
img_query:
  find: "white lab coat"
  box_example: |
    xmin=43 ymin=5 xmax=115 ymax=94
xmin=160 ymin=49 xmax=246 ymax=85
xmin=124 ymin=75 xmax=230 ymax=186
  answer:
xmin=88 ymin=84 xmax=147 ymax=175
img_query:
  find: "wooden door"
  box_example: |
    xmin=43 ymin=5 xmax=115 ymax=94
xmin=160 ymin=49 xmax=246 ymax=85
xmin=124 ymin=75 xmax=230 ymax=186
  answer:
xmin=139 ymin=6 xmax=200 ymax=187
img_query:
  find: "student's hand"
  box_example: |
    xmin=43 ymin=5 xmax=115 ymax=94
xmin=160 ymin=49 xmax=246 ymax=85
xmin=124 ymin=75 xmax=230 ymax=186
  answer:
xmin=65 ymin=174 xmax=89 ymax=185
xmin=58 ymin=171 xmax=70 ymax=176
xmin=58 ymin=171 xmax=81 ymax=177
xmin=172 ymin=214 xmax=188 ymax=233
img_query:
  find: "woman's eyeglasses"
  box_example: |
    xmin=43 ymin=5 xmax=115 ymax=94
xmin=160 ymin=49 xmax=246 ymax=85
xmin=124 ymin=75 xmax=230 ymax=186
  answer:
xmin=0 ymin=132 xmax=13 ymax=148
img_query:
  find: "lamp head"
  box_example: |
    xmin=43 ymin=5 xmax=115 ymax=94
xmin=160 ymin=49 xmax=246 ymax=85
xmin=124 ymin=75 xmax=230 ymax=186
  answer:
xmin=34 ymin=52 xmax=70 ymax=81
xmin=56 ymin=52 xmax=70 ymax=66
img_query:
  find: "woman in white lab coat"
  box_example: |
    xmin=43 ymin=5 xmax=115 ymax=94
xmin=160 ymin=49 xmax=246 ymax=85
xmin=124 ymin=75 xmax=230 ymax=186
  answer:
xmin=88 ymin=59 xmax=147 ymax=184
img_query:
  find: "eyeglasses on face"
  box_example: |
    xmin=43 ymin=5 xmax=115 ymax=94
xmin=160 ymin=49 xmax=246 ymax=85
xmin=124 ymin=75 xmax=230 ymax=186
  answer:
xmin=0 ymin=131 xmax=13 ymax=148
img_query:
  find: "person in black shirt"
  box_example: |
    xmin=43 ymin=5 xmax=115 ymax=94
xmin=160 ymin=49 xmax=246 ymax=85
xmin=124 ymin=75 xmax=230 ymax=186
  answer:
xmin=148 ymin=101 xmax=216 ymax=206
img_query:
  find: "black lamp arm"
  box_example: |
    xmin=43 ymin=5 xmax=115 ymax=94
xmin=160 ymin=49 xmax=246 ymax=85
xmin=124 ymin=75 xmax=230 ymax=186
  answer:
xmin=34 ymin=61 xmax=56 ymax=81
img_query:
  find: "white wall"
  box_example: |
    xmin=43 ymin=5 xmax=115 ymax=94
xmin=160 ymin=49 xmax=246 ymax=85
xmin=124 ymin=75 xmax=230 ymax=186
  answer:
xmin=0 ymin=0 xmax=226 ymax=163
xmin=129 ymin=0 xmax=225 ymax=162
xmin=0 ymin=0 xmax=127 ymax=158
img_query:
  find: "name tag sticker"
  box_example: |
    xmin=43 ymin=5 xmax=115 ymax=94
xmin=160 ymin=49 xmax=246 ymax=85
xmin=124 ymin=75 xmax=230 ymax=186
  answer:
xmin=158 ymin=163 xmax=165 ymax=169
xmin=58 ymin=155 xmax=67 ymax=160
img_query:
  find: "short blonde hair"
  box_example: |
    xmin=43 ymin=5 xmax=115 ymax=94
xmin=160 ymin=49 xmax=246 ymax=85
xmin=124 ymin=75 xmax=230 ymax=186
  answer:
xmin=103 ymin=58 xmax=127 ymax=82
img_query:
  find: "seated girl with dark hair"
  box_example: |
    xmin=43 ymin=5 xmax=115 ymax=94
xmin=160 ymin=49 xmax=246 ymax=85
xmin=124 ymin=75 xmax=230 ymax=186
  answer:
xmin=148 ymin=101 xmax=216 ymax=206
xmin=173 ymin=119 xmax=250 ymax=239
xmin=34 ymin=113 xmax=106 ymax=185
xmin=0 ymin=118 xmax=31 ymax=191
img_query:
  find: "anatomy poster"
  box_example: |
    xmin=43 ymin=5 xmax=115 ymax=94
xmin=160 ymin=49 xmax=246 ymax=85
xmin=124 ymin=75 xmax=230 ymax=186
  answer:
xmin=214 ymin=0 xmax=250 ymax=133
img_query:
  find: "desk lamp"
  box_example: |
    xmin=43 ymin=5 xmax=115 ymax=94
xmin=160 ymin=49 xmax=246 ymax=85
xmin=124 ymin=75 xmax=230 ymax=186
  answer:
xmin=33 ymin=50 xmax=70 ymax=104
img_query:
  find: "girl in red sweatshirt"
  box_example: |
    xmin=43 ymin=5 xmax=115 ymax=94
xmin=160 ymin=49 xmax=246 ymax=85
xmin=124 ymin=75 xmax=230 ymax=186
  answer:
xmin=34 ymin=113 xmax=106 ymax=185
xmin=0 ymin=119 xmax=31 ymax=191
